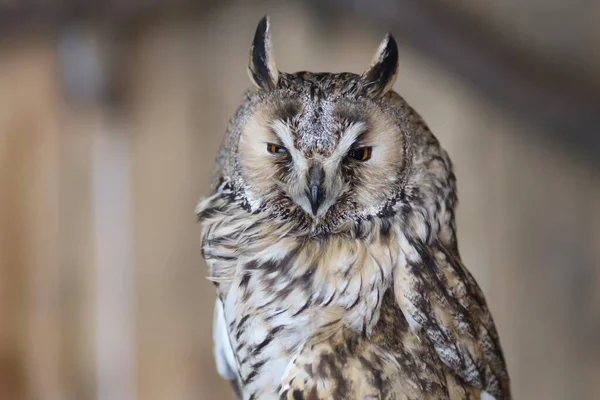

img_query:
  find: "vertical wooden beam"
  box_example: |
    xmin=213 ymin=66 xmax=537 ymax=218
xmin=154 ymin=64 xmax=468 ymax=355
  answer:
xmin=127 ymin=20 xmax=234 ymax=400
xmin=58 ymin=106 xmax=97 ymax=400
xmin=0 ymin=36 xmax=64 ymax=400
xmin=58 ymin=25 xmax=135 ymax=400
xmin=91 ymin=119 xmax=135 ymax=400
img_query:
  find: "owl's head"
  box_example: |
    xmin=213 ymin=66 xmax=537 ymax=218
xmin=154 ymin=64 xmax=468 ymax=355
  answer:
xmin=218 ymin=16 xmax=443 ymax=233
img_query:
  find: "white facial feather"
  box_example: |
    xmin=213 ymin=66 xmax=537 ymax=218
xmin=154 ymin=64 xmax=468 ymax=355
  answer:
xmin=331 ymin=121 xmax=368 ymax=160
xmin=269 ymin=120 xmax=295 ymax=151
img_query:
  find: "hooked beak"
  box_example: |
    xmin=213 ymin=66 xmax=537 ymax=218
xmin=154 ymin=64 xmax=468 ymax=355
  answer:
xmin=307 ymin=164 xmax=324 ymax=216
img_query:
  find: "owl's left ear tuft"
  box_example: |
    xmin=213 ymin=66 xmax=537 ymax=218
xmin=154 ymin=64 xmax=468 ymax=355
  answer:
xmin=360 ymin=34 xmax=399 ymax=97
xmin=248 ymin=15 xmax=279 ymax=91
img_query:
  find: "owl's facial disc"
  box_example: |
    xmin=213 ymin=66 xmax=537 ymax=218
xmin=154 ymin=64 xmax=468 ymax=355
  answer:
xmin=238 ymin=99 xmax=404 ymax=223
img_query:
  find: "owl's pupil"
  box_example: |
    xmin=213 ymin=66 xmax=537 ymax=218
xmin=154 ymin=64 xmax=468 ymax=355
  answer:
xmin=349 ymin=146 xmax=372 ymax=161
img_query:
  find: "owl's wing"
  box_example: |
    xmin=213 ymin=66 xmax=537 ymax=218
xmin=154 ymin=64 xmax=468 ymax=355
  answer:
xmin=212 ymin=298 xmax=239 ymax=389
xmin=394 ymin=240 xmax=511 ymax=399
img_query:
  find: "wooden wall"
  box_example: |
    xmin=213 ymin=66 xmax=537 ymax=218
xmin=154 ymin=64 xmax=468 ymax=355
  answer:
xmin=0 ymin=36 xmax=64 ymax=400
xmin=0 ymin=1 xmax=598 ymax=399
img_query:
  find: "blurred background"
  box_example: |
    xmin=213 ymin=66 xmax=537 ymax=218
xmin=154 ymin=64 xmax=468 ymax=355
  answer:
xmin=1 ymin=0 xmax=599 ymax=399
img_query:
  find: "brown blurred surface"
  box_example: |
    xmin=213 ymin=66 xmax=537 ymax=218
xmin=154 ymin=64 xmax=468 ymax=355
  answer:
xmin=0 ymin=1 xmax=599 ymax=399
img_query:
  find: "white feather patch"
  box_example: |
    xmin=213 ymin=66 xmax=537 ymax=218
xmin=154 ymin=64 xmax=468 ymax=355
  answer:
xmin=333 ymin=122 xmax=368 ymax=158
xmin=213 ymin=298 xmax=237 ymax=381
xmin=480 ymin=391 xmax=496 ymax=400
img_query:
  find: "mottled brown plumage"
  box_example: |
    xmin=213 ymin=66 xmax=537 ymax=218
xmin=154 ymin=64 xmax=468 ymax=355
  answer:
xmin=197 ymin=15 xmax=511 ymax=400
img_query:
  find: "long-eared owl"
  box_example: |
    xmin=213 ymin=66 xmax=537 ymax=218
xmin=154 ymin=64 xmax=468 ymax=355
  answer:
xmin=197 ymin=16 xmax=511 ymax=400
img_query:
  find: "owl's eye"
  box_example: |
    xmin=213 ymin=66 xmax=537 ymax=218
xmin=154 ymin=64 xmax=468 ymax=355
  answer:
xmin=267 ymin=143 xmax=288 ymax=154
xmin=348 ymin=146 xmax=372 ymax=161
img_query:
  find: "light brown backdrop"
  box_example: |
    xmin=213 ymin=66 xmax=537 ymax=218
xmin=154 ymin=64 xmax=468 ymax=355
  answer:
xmin=0 ymin=1 xmax=599 ymax=399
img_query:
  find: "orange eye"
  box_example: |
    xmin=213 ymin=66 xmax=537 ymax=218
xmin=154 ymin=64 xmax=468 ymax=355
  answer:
xmin=348 ymin=146 xmax=372 ymax=161
xmin=267 ymin=143 xmax=287 ymax=154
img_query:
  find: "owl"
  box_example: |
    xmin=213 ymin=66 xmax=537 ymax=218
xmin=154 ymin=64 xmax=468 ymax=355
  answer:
xmin=197 ymin=16 xmax=511 ymax=400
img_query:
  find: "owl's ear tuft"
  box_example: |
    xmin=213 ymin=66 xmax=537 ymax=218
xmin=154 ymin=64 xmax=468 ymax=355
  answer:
xmin=248 ymin=15 xmax=279 ymax=91
xmin=360 ymin=34 xmax=399 ymax=97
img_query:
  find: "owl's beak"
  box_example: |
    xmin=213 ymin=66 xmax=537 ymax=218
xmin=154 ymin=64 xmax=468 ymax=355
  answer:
xmin=307 ymin=164 xmax=324 ymax=216
xmin=310 ymin=184 xmax=320 ymax=215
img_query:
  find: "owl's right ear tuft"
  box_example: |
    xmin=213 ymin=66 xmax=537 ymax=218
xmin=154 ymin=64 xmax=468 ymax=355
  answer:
xmin=360 ymin=34 xmax=399 ymax=97
xmin=248 ymin=15 xmax=279 ymax=91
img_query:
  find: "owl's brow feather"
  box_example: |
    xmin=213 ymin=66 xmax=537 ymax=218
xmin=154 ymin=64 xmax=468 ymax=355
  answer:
xmin=334 ymin=122 xmax=368 ymax=158
xmin=269 ymin=119 xmax=295 ymax=150
xmin=272 ymin=116 xmax=368 ymax=159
